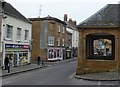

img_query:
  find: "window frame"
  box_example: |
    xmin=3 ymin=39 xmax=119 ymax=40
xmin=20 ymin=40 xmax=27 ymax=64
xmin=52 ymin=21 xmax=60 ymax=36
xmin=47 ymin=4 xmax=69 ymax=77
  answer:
xmin=6 ymin=25 xmax=13 ymax=39
xmin=63 ymin=26 xmax=65 ymax=33
xmin=58 ymin=23 xmax=60 ymax=33
xmin=86 ymin=34 xmax=115 ymax=60
xmin=57 ymin=37 xmax=60 ymax=46
xmin=25 ymin=30 xmax=29 ymax=41
xmin=48 ymin=36 xmax=54 ymax=46
xmin=17 ymin=28 xmax=21 ymax=40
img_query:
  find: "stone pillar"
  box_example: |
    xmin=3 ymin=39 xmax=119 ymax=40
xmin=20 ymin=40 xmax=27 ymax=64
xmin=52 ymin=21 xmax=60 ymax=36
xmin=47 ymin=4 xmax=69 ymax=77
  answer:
xmin=118 ymin=29 xmax=120 ymax=70
xmin=76 ymin=29 xmax=84 ymax=75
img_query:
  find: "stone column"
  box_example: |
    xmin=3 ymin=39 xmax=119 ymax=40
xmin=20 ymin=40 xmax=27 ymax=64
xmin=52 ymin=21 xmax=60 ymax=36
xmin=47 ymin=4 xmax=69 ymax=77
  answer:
xmin=118 ymin=29 xmax=120 ymax=70
xmin=76 ymin=29 xmax=84 ymax=75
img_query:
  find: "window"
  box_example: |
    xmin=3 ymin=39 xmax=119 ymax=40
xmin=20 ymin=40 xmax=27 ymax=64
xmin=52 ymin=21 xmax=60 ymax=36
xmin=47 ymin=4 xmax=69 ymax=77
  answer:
xmin=58 ymin=23 xmax=60 ymax=32
xmin=48 ymin=36 xmax=54 ymax=46
xmin=48 ymin=49 xmax=53 ymax=58
xmin=17 ymin=28 xmax=21 ymax=40
xmin=25 ymin=30 xmax=29 ymax=40
xmin=57 ymin=37 xmax=60 ymax=46
xmin=86 ymin=33 xmax=115 ymax=60
xmin=62 ymin=38 xmax=64 ymax=46
xmin=63 ymin=26 xmax=64 ymax=33
xmin=6 ymin=25 xmax=13 ymax=39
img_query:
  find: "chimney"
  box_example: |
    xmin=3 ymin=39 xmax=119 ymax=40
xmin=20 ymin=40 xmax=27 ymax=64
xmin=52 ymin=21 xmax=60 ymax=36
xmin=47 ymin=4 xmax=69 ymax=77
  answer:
xmin=68 ymin=18 xmax=73 ymax=24
xmin=0 ymin=0 xmax=4 ymax=2
xmin=73 ymin=20 xmax=77 ymax=25
xmin=64 ymin=14 xmax=68 ymax=21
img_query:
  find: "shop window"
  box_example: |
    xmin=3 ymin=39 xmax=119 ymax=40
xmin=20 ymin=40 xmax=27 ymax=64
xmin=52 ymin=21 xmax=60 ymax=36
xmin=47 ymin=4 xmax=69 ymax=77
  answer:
xmin=49 ymin=50 xmax=53 ymax=58
xmin=86 ymin=34 xmax=115 ymax=60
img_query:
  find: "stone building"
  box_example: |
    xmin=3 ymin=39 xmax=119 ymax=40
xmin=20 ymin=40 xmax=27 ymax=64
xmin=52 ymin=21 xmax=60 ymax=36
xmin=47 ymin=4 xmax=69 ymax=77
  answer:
xmin=76 ymin=4 xmax=120 ymax=75
xmin=29 ymin=16 xmax=66 ymax=61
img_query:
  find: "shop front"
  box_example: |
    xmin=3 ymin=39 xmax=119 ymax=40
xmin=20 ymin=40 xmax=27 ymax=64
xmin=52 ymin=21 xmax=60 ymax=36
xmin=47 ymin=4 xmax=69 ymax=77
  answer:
xmin=48 ymin=47 xmax=65 ymax=61
xmin=4 ymin=43 xmax=30 ymax=67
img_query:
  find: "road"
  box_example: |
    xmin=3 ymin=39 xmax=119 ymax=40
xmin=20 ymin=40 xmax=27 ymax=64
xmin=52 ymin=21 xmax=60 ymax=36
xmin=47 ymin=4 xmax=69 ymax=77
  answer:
xmin=2 ymin=60 xmax=120 ymax=85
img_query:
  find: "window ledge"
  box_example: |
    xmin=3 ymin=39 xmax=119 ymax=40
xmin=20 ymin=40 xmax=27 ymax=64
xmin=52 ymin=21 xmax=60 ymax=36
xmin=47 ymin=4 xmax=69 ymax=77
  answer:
xmin=24 ymin=40 xmax=29 ymax=43
xmin=4 ymin=38 xmax=12 ymax=41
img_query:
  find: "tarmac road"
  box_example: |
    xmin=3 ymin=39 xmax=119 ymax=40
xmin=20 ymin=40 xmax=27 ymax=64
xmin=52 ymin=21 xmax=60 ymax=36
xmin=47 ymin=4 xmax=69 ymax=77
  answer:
xmin=2 ymin=60 xmax=120 ymax=86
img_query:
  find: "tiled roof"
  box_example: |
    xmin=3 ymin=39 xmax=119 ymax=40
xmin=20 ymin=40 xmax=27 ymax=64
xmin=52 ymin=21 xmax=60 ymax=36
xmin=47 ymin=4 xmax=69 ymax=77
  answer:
xmin=78 ymin=4 xmax=120 ymax=27
xmin=1 ymin=1 xmax=31 ymax=23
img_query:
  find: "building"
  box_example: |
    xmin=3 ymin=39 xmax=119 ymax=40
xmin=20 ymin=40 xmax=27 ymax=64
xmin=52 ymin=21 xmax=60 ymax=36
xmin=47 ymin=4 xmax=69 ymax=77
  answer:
xmin=64 ymin=14 xmax=79 ymax=57
xmin=76 ymin=4 xmax=120 ymax=75
xmin=66 ymin=30 xmax=72 ymax=59
xmin=29 ymin=16 xmax=66 ymax=61
xmin=0 ymin=1 xmax=32 ymax=67
xmin=0 ymin=1 xmax=3 ymax=66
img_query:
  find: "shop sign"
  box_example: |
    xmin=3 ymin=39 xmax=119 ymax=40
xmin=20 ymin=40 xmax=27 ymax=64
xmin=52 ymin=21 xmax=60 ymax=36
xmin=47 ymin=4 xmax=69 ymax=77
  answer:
xmin=5 ymin=44 xmax=29 ymax=49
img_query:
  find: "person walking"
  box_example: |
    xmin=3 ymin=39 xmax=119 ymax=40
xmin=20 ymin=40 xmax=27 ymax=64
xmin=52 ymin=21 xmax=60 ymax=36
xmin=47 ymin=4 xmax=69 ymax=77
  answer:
xmin=37 ymin=55 xmax=41 ymax=65
xmin=4 ymin=55 xmax=9 ymax=70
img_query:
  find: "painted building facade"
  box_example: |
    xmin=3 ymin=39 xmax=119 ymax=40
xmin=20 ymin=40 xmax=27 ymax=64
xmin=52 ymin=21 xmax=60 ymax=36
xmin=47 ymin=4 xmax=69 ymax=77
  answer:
xmin=64 ymin=14 xmax=79 ymax=57
xmin=0 ymin=1 xmax=32 ymax=67
xmin=66 ymin=30 xmax=72 ymax=59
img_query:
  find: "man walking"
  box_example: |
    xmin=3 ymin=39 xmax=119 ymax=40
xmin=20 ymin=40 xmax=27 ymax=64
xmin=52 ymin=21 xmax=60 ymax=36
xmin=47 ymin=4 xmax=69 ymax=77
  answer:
xmin=37 ymin=55 xmax=41 ymax=65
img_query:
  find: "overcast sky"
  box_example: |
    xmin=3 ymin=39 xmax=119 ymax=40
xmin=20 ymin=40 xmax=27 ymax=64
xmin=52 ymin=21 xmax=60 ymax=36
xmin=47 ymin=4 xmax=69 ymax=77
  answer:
xmin=4 ymin=0 xmax=120 ymax=24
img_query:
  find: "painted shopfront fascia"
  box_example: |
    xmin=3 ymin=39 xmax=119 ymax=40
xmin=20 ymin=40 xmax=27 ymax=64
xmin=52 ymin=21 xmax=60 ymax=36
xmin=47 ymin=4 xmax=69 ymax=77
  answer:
xmin=4 ymin=43 xmax=30 ymax=66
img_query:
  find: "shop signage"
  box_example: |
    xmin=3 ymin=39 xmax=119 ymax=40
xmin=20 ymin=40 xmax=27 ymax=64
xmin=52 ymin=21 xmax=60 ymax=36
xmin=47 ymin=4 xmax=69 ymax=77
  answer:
xmin=5 ymin=44 xmax=29 ymax=49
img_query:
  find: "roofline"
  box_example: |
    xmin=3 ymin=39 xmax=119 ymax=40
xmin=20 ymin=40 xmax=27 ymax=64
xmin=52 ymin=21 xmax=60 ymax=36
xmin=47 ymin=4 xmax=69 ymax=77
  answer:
xmin=77 ymin=26 xmax=119 ymax=29
xmin=3 ymin=2 xmax=31 ymax=24
xmin=4 ymin=12 xmax=32 ymax=24
xmin=77 ymin=4 xmax=109 ymax=26
xmin=29 ymin=17 xmax=66 ymax=25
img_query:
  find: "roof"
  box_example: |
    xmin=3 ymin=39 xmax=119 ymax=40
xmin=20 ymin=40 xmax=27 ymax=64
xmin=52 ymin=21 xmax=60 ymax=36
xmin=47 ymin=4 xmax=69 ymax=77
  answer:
xmin=66 ymin=22 xmax=78 ymax=31
xmin=66 ymin=30 xmax=72 ymax=35
xmin=77 ymin=4 xmax=119 ymax=28
xmin=1 ymin=1 xmax=31 ymax=23
xmin=29 ymin=16 xmax=66 ymax=25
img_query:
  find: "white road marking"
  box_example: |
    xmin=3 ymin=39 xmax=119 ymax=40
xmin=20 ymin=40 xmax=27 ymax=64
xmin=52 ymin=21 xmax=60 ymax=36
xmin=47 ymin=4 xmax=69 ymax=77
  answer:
xmin=98 ymin=81 xmax=101 ymax=86
xmin=68 ymin=73 xmax=76 ymax=79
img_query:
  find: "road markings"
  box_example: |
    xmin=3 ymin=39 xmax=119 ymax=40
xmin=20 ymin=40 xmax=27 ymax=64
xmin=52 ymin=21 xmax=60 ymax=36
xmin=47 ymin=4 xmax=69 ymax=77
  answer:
xmin=98 ymin=81 xmax=101 ymax=86
xmin=69 ymin=73 xmax=76 ymax=79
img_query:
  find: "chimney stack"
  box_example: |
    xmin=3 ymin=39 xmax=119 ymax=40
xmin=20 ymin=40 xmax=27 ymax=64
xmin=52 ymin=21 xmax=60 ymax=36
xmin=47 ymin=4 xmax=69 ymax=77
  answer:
xmin=68 ymin=18 xmax=73 ymax=24
xmin=64 ymin=14 xmax=68 ymax=21
xmin=73 ymin=20 xmax=77 ymax=25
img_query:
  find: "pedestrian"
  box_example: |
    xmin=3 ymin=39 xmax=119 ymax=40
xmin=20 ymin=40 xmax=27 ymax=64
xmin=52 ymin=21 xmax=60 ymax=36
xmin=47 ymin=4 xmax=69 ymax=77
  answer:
xmin=37 ymin=55 xmax=41 ymax=65
xmin=4 ymin=55 xmax=9 ymax=70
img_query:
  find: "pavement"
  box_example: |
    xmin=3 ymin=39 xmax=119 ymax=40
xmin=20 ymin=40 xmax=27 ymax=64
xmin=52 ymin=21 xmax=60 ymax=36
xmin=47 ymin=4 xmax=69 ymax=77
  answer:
xmin=75 ymin=71 xmax=120 ymax=81
xmin=1 ymin=58 xmax=120 ymax=81
xmin=1 ymin=58 xmax=76 ymax=77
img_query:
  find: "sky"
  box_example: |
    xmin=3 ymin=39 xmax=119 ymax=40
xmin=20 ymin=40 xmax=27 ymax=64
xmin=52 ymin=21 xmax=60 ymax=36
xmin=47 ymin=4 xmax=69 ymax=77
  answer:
xmin=4 ymin=0 xmax=120 ymax=24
